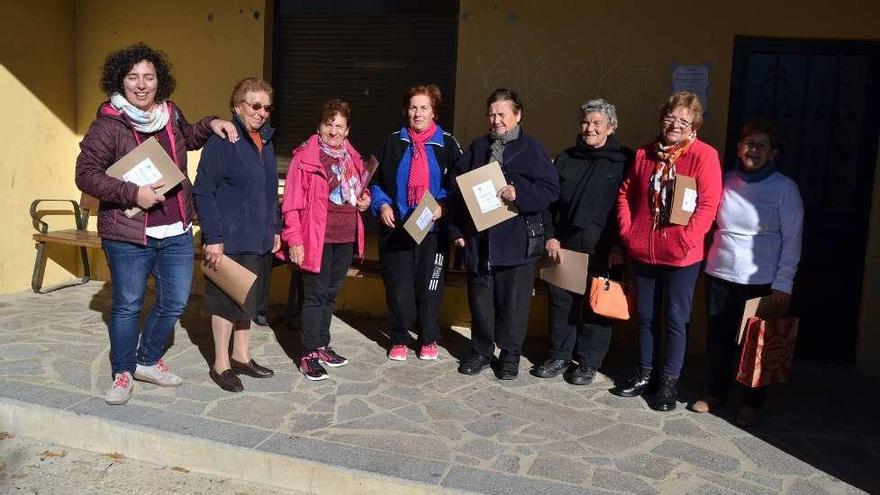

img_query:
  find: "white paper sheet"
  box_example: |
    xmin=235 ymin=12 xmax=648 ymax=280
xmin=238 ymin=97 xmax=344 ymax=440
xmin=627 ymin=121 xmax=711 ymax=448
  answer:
xmin=682 ymin=188 xmax=697 ymax=213
xmin=122 ymin=158 xmax=162 ymax=186
xmin=472 ymin=180 xmax=502 ymax=214
xmin=415 ymin=207 xmax=434 ymax=231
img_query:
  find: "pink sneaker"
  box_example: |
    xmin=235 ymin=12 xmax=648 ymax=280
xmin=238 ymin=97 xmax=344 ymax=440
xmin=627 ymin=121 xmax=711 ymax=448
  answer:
xmin=388 ymin=344 xmax=408 ymax=361
xmin=418 ymin=342 xmax=439 ymax=360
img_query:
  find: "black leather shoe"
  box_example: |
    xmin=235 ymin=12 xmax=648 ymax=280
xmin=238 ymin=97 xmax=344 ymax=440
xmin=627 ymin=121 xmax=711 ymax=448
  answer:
xmin=253 ymin=314 xmax=269 ymax=327
xmin=564 ymin=363 xmax=596 ymax=386
xmin=497 ymin=362 xmax=519 ymax=380
xmin=530 ymin=359 xmax=570 ymax=378
xmin=610 ymin=368 xmax=653 ymax=397
xmin=652 ymin=376 xmax=678 ymax=411
xmin=458 ymin=354 xmax=491 ymax=375
xmin=210 ymin=368 xmax=243 ymax=392
xmin=230 ymin=358 xmax=274 ymax=378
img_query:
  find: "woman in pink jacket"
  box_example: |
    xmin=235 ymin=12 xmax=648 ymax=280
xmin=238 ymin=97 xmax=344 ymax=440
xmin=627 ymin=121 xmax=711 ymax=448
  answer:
xmin=281 ymin=99 xmax=371 ymax=381
xmin=611 ymin=91 xmax=722 ymax=411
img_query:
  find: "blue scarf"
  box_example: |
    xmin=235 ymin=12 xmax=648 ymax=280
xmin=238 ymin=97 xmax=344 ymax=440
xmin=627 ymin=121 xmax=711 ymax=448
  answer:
xmin=734 ymin=159 xmax=777 ymax=183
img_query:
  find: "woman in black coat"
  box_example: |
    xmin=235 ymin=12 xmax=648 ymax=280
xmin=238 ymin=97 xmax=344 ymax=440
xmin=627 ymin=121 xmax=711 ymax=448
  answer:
xmin=531 ymin=99 xmax=631 ymax=385
xmin=449 ymin=88 xmax=560 ymax=380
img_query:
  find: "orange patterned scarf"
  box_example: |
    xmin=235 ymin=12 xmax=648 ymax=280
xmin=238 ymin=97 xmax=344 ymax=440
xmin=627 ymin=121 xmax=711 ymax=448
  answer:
xmin=650 ymin=134 xmax=695 ymax=228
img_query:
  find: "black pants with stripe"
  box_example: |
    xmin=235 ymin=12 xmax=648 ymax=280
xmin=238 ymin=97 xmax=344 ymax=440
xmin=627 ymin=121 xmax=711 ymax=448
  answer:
xmin=379 ymin=230 xmax=446 ymax=346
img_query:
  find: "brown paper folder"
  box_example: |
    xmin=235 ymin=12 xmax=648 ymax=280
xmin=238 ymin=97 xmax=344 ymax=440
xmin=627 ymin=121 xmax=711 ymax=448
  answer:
xmin=455 ymin=161 xmax=518 ymax=231
xmin=537 ymin=249 xmax=590 ymax=295
xmin=361 ymin=155 xmax=380 ymax=188
xmin=403 ymin=191 xmax=440 ymax=245
xmin=106 ymin=137 xmax=187 ymax=218
xmin=200 ymin=255 xmax=258 ymax=307
xmin=669 ymin=174 xmax=697 ymax=226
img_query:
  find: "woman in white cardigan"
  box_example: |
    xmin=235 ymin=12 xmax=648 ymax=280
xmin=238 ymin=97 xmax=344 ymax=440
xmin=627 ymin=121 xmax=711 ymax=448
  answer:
xmin=691 ymin=117 xmax=803 ymax=426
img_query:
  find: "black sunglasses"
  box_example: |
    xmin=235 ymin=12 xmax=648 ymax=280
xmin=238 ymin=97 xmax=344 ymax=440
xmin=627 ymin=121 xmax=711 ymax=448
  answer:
xmin=244 ymin=101 xmax=274 ymax=113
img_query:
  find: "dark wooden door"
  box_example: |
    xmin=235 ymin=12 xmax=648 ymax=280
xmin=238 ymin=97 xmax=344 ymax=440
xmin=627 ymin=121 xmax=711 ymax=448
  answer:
xmin=726 ymin=37 xmax=880 ymax=363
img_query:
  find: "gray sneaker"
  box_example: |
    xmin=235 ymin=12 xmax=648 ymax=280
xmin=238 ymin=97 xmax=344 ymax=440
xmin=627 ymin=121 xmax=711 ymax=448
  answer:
xmin=134 ymin=358 xmax=183 ymax=387
xmin=105 ymin=372 xmax=133 ymax=405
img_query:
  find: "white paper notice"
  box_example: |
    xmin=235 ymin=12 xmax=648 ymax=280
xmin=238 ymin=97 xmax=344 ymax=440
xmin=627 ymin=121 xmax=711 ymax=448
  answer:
xmin=122 ymin=158 xmax=162 ymax=186
xmin=682 ymin=188 xmax=697 ymax=213
xmin=671 ymin=64 xmax=710 ymax=112
xmin=415 ymin=207 xmax=434 ymax=231
xmin=472 ymin=180 xmax=502 ymax=214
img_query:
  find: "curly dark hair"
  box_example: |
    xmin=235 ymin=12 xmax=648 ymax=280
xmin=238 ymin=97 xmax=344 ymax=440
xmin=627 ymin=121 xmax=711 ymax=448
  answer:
xmin=100 ymin=43 xmax=176 ymax=101
xmin=316 ymin=99 xmax=351 ymax=127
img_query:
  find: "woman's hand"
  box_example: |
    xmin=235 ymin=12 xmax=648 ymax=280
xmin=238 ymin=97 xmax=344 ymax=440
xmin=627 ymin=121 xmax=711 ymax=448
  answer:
xmin=608 ymin=245 xmax=626 ymax=268
xmin=545 ymin=238 xmax=563 ymax=264
xmin=453 ymin=238 xmax=466 ymax=248
xmin=432 ymin=204 xmax=444 ymax=221
xmin=210 ymin=119 xmax=239 ymax=143
xmin=379 ymin=204 xmax=396 ymax=228
xmin=289 ymin=244 xmax=305 ymax=266
xmin=136 ymin=180 xmax=165 ymax=209
xmin=204 ymin=243 xmax=224 ymax=270
xmin=497 ymin=184 xmax=517 ymax=203
xmin=356 ymin=192 xmax=371 ymax=212
xmin=769 ymin=289 xmax=792 ymax=314
xmin=272 ymin=234 xmax=281 ymax=254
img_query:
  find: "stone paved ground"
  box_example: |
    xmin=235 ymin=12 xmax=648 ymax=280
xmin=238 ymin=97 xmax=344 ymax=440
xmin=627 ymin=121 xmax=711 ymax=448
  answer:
xmin=0 ymin=283 xmax=878 ymax=494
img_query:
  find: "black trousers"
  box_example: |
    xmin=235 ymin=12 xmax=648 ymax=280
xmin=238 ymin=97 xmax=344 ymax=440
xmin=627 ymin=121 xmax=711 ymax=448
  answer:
xmin=379 ymin=230 xmax=446 ymax=345
xmin=705 ymin=274 xmax=769 ymax=408
xmin=547 ymin=267 xmax=613 ymax=368
xmin=300 ymin=242 xmax=353 ymax=351
xmin=467 ymin=261 xmax=536 ymax=364
xmin=253 ymin=252 xmax=274 ymax=320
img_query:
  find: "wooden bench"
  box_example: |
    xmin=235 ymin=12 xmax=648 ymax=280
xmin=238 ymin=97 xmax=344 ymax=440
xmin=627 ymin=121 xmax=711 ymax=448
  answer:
xmin=30 ymin=193 xmax=102 ymax=293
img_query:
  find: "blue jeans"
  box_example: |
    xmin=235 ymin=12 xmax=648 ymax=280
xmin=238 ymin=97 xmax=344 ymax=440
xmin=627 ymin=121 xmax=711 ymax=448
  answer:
xmin=102 ymin=231 xmax=193 ymax=375
xmin=633 ymin=261 xmax=701 ymax=379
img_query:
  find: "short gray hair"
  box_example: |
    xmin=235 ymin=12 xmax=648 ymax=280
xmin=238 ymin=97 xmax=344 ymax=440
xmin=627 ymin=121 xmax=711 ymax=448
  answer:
xmin=579 ymin=98 xmax=619 ymax=129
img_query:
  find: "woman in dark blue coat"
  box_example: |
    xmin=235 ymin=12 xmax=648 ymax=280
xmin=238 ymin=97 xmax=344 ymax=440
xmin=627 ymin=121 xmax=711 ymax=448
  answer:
xmin=449 ymin=88 xmax=560 ymax=380
xmin=193 ymin=78 xmax=281 ymax=393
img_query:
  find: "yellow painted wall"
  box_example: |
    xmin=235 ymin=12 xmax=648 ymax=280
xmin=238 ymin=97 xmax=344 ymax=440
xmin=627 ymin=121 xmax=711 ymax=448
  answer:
xmin=0 ymin=0 xmax=81 ymax=293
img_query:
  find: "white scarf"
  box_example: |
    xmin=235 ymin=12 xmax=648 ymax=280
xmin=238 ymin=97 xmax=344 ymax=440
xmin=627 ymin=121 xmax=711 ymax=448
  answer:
xmin=110 ymin=93 xmax=170 ymax=134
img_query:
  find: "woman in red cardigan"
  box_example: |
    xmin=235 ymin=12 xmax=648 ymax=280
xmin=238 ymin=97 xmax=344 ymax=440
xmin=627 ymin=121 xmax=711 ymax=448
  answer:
xmin=611 ymin=91 xmax=722 ymax=411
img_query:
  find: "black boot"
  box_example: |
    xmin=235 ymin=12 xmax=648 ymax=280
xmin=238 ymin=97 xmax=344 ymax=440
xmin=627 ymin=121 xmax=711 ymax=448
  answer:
xmin=610 ymin=367 xmax=652 ymax=397
xmin=652 ymin=375 xmax=678 ymax=411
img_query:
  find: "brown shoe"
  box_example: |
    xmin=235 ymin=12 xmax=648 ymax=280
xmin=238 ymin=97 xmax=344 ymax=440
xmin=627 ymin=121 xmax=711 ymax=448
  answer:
xmin=736 ymin=405 xmax=758 ymax=427
xmin=690 ymin=395 xmax=724 ymax=413
xmin=210 ymin=368 xmax=243 ymax=392
xmin=230 ymin=358 xmax=274 ymax=378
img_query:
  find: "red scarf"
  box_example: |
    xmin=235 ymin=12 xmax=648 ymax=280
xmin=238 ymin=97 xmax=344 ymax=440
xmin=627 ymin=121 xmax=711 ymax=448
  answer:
xmin=406 ymin=121 xmax=436 ymax=206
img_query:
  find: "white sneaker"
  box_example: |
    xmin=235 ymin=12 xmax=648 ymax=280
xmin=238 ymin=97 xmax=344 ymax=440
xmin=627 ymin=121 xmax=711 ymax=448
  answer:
xmin=134 ymin=358 xmax=183 ymax=387
xmin=105 ymin=372 xmax=133 ymax=405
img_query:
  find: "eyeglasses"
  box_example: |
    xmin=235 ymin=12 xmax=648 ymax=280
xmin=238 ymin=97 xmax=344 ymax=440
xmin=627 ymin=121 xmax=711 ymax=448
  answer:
xmin=740 ymin=140 xmax=771 ymax=151
xmin=244 ymin=101 xmax=274 ymax=113
xmin=662 ymin=115 xmax=692 ymax=129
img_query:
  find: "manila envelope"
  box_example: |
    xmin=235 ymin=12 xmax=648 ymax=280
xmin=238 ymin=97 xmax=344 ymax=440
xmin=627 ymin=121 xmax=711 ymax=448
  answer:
xmin=669 ymin=174 xmax=697 ymax=226
xmin=106 ymin=137 xmax=187 ymax=218
xmin=200 ymin=255 xmax=258 ymax=307
xmin=537 ymin=249 xmax=590 ymax=295
xmin=403 ymin=191 xmax=441 ymax=245
xmin=455 ymin=161 xmax=518 ymax=231
xmin=736 ymin=296 xmax=788 ymax=344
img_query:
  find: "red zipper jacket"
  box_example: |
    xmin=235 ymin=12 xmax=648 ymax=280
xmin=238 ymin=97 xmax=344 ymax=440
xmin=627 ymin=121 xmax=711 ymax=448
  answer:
xmin=616 ymin=138 xmax=722 ymax=267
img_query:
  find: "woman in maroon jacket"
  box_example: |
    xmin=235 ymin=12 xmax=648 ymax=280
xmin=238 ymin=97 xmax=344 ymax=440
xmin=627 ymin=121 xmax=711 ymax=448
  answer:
xmin=75 ymin=43 xmax=235 ymax=405
xmin=611 ymin=91 xmax=722 ymax=411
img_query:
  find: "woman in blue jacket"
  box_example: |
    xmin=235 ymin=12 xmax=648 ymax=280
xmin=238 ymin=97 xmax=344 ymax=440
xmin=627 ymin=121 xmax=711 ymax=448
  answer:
xmin=193 ymin=78 xmax=281 ymax=393
xmin=371 ymin=84 xmax=462 ymax=361
xmin=450 ymin=88 xmax=560 ymax=380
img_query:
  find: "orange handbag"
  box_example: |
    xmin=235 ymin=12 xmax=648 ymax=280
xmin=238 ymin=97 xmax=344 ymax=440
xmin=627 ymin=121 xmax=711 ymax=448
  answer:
xmin=589 ymin=276 xmax=632 ymax=320
xmin=736 ymin=317 xmax=799 ymax=387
